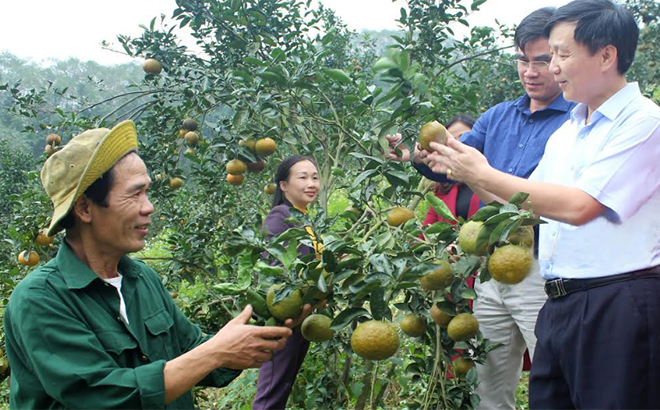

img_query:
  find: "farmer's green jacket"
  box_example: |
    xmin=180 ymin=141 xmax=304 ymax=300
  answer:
xmin=4 ymin=242 xmax=240 ymax=409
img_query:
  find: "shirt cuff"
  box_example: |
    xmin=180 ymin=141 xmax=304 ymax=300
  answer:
xmin=135 ymin=360 xmax=167 ymax=409
xmin=412 ymin=160 xmax=451 ymax=183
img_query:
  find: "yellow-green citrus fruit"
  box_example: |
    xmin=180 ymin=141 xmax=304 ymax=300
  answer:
xmin=458 ymin=221 xmax=487 ymax=256
xmin=266 ymin=284 xmax=303 ymax=321
xmin=184 ymin=131 xmax=199 ymax=146
xmin=255 ymin=137 xmax=277 ymax=157
xmin=430 ymin=304 xmax=454 ymax=327
xmin=447 ymin=313 xmax=479 ymax=341
xmin=46 ymin=133 xmax=61 ymax=145
xmin=507 ymin=226 xmax=535 ymax=249
xmin=226 ymin=159 xmax=247 ymax=175
xmin=239 ymin=138 xmax=257 ymax=153
xmin=142 ymin=58 xmax=162 ymax=75
xmin=351 ymin=320 xmax=400 ymax=361
xmin=419 ymin=121 xmax=447 ymax=150
xmin=44 ymin=144 xmax=55 ymax=156
xmin=400 ymin=314 xmax=426 ymax=337
xmin=420 ymin=260 xmax=454 ymax=291
xmin=386 ymin=207 xmax=415 ymax=227
xmin=301 ymin=314 xmax=334 ymax=342
xmin=453 ymin=357 xmax=476 ymax=377
xmin=169 ymin=177 xmax=184 ymax=190
xmin=264 ymin=184 xmax=276 ymax=195
xmin=488 ymin=244 xmax=534 ymax=285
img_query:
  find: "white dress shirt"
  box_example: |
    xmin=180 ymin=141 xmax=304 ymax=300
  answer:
xmin=530 ymin=82 xmax=660 ymax=279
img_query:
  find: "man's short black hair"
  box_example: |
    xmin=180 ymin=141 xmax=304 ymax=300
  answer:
xmin=515 ymin=7 xmax=557 ymax=51
xmin=59 ymin=151 xmax=135 ymax=230
xmin=545 ymin=0 xmax=639 ymax=74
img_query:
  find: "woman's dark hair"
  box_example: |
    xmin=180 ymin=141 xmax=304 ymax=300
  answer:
xmin=272 ymin=155 xmax=318 ymax=208
xmin=514 ymin=7 xmax=556 ymax=51
xmin=446 ymin=114 xmax=476 ymax=130
xmin=545 ymin=0 xmax=638 ymax=74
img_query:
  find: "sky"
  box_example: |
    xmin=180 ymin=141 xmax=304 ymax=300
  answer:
xmin=0 ymin=0 xmax=569 ymax=66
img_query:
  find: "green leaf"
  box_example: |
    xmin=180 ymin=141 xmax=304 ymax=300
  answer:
xmin=370 ymin=288 xmax=389 ymax=321
xmin=470 ymin=205 xmax=499 ymax=222
xmin=384 ymin=169 xmax=410 ymax=186
xmin=425 ymin=192 xmax=457 ymax=223
xmin=484 ymin=212 xmax=518 ymax=226
xmin=254 ymin=261 xmax=285 ymax=278
xmin=331 ymin=307 xmax=369 ymax=330
xmin=425 ymin=221 xmax=454 ymax=235
xmin=369 ymin=253 xmax=393 ymax=275
xmin=373 ymin=57 xmax=397 ymax=72
xmin=508 ymin=192 xmax=529 ymax=206
xmin=324 ymin=68 xmax=352 ymax=85
xmin=352 ymin=169 xmax=378 ymax=188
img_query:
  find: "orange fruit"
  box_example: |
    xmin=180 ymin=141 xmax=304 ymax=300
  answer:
xmin=226 ymin=159 xmax=247 ymax=175
xmin=35 ymin=229 xmax=53 ymax=246
xmin=169 ymin=177 xmax=184 ymax=190
xmin=226 ymin=174 xmax=244 ymax=186
xmin=264 ymin=184 xmax=276 ymax=195
xmin=239 ymin=138 xmax=257 ymax=153
xmin=46 ymin=134 xmax=61 ymax=145
xmin=142 ymin=58 xmax=162 ymax=75
xmin=184 ymin=131 xmax=199 ymax=146
xmin=17 ymin=250 xmax=39 ymax=266
xmin=255 ymin=138 xmax=276 ymax=157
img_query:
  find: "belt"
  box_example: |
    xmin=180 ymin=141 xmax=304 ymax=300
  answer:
xmin=544 ymin=265 xmax=660 ymax=299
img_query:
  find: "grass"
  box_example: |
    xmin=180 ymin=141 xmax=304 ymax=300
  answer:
xmin=515 ymin=371 xmax=530 ymax=410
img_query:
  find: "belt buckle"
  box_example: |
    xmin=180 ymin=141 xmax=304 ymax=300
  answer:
xmin=545 ymin=279 xmax=568 ymax=299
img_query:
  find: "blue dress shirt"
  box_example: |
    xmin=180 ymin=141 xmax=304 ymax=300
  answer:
xmin=414 ymin=93 xmax=576 ymax=182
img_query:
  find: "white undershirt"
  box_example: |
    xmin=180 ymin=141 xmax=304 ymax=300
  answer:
xmin=102 ymin=274 xmax=129 ymax=324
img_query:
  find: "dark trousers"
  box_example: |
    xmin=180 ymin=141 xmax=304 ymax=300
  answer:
xmin=252 ymin=330 xmax=310 ymax=410
xmin=530 ymin=276 xmax=660 ymax=409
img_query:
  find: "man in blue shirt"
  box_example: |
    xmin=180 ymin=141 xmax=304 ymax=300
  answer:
xmin=426 ymin=0 xmax=660 ymax=408
xmin=387 ymin=7 xmax=574 ymax=409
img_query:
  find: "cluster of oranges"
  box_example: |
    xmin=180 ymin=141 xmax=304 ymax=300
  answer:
xmin=226 ymin=137 xmax=277 ymax=187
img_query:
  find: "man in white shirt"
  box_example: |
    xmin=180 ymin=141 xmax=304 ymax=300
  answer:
xmin=424 ymin=0 xmax=660 ymax=408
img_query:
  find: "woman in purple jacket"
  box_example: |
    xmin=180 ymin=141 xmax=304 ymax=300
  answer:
xmin=253 ymin=155 xmax=321 ymax=410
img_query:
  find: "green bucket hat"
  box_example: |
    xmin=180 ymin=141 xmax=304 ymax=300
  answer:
xmin=41 ymin=120 xmax=138 ymax=236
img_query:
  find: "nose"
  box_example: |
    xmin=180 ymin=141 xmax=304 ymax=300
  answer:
xmin=549 ymin=55 xmax=560 ymax=74
xmin=142 ymin=196 xmax=155 ymax=215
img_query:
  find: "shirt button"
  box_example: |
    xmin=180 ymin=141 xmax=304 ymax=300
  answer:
xmin=518 ymin=144 xmax=524 ymax=148
xmin=117 ymin=316 xmax=122 ymax=321
xmin=508 ymin=168 xmax=513 ymax=173
xmin=529 ymin=119 xmax=534 ymax=123
xmin=141 ymin=355 xmax=149 ymax=362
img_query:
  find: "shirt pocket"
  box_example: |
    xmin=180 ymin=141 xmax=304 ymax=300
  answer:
xmin=96 ymin=330 xmax=139 ymax=366
xmin=144 ymin=308 xmax=175 ymax=360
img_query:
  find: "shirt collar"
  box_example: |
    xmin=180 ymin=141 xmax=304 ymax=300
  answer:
xmin=572 ymin=82 xmax=640 ymax=123
xmin=515 ymin=93 xmax=573 ymax=115
xmin=56 ymin=240 xmax=141 ymax=290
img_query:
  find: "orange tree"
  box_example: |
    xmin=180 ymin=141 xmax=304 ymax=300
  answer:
xmin=1 ymin=0 xmax=544 ymax=408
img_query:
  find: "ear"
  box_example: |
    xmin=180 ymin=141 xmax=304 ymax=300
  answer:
xmin=279 ymin=180 xmax=287 ymax=192
xmin=72 ymin=196 xmax=93 ymax=224
xmin=600 ymin=44 xmax=618 ymax=72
